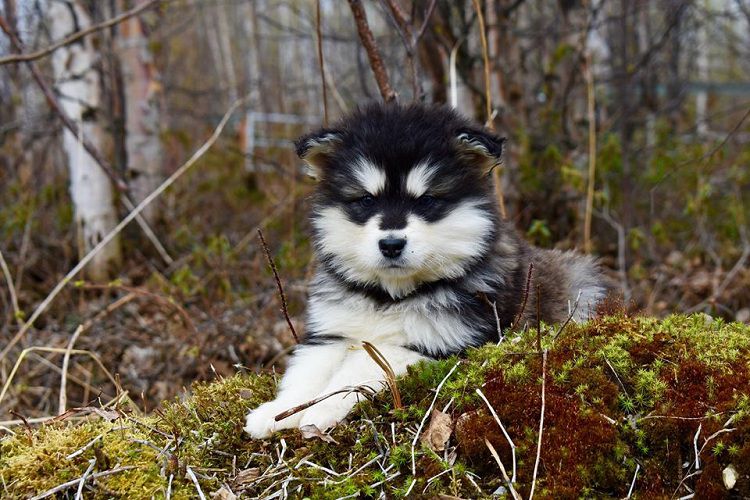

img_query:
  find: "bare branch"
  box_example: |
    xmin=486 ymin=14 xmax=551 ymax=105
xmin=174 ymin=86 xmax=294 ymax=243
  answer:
xmin=0 ymin=0 xmax=167 ymax=65
xmin=529 ymin=350 xmax=547 ymax=499
xmin=347 ymin=0 xmax=397 ymax=102
xmin=257 ymin=229 xmax=299 ymax=344
xmin=315 ymin=0 xmax=329 ymax=126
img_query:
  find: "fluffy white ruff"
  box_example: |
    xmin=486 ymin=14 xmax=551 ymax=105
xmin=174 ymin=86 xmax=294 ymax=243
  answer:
xmin=244 ymin=343 xmax=426 ymax=439
xmin=313 ymin=200 xmax=493 ymax=298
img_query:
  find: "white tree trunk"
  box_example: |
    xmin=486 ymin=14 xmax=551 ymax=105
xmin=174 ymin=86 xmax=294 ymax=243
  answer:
xmin=695 ymin=0 xmax=709 ymax=137
xmin=49 ymin=0 xmax=121 ymax=281
xmin=117 ymin=0 xmax=163 ymax=224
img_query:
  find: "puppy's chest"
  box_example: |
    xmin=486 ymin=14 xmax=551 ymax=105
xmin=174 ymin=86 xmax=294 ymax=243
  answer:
xmin=307 ymin=293 xmax=478 ymax=354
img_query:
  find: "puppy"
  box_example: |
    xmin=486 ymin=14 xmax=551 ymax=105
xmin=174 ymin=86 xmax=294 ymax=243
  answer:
xmin=244 ymin=103 xmax=608 ymax=438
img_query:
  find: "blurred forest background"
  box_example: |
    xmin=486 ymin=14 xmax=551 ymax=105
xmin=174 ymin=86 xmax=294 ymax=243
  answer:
xmin=0 ymin=0 xmax=748 ymax=423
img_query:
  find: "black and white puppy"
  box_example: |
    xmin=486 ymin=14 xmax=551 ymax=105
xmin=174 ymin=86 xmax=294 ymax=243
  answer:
xmin=244 ymin=103 xmax=608 ymax=438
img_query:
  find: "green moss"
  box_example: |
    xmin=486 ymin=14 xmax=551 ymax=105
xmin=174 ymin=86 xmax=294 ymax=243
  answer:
xmin=2 ymin=314 xmax=750 ymax=498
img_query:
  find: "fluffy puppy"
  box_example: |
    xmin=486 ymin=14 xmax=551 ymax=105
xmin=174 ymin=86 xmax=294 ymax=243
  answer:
xmin=244 ymin=103 xmax=608 ymax=438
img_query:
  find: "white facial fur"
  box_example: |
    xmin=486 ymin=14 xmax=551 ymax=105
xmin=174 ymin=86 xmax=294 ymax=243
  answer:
xmin=313 ymin=200 xmax=493 ymax=298
xmin=353 ymin=157 xmax=386 ymax=195
xmin=405 ymin=160 xmax=437 ymax=197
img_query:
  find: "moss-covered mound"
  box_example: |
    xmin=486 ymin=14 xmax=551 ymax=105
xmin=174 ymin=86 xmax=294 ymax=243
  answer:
xmin=2 ymin=314 xmax=749 ymax=498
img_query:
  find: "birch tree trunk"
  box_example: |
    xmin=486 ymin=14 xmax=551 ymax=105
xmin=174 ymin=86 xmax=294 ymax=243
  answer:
xmin=117 ymin=0 xmax=163 ymax=224
xmin=48 ymin=0 xmax=121 ymax=281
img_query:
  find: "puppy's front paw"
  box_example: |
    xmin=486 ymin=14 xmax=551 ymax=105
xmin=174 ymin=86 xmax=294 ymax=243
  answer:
xmin=298 ymin=397 xmax=357 ymax=432
xmin=244 ymin=400 xmax=302 ymax=439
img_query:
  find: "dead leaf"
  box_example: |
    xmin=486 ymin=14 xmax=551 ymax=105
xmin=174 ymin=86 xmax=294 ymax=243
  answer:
xmin=421 ymin=409 xmax=453 ymax=452
xmin=300 ymin=424 xmax=338 ymax=444
xmin=90 ymin=408 xmax=121 ymax=421
xmin=233 ymin=468 xmax=260 ymax=487
xmin=210 ymin=486 xmax=237 ymax=500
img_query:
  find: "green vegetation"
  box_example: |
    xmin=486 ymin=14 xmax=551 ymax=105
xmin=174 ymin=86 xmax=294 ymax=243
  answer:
xmin=2 ymin=313 xmax=749 ymax=498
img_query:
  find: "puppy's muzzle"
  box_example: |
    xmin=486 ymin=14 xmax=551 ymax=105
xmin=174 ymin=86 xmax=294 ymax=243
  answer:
xmin=379 ymin=237 xmax=406 ymax=258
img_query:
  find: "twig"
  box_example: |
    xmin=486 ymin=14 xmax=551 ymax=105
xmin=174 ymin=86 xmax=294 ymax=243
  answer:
xmin=29 ymin=466 xmax=136 ymax=500
xmin=476 ymin=388 xmax=516 ymax=483
xmin=59 ymin=325 xmax=84 ymax=414
xmin=315 ymin=0 xmax=328 ymax=126
xmin=412 ymin=361 xmax=460 ymax=475
xmin=362 ymin=341 xmax=402 ymax=408
xmin=0 ymin=346 xmax=120 ymax=409
xmin=529 ymin=349 xmax=547 ymax=499
xmin=186 ymin=466 xmax=207 ymax=500
xmin=274 ymin=386 xmax=376 ymax=421
xmin=472 ymin=0 xmax=492 ymax=129
xmin=625 ymin=463 xmax=640 ymax=499
xmin=347 ymin=0 xmax=397 ymax=102
xmin=0 ymin=248 xmax=22 ymax=326
xmin=693 ymin=423 xmax=702 ymax=470
xmin=484 ymin=438 xmax=522 ymax=500
xmin=583 ymin=51 xmax=597 ymax=254
xmin=66 ymin=432 xmax=106 ymax=460
xmin=0 ymin=0 xmax=166 ymax=65
xmin=471 ymin=0 xmax=507 ymax=219
xmin=512 ymin=262 xmax=534 ymax=327
xmin=0 ymin=95 xmax=248 ymax=363
xmin=257 ymin=229 xmax=299 ymax=344
xmin=75 ymin=458 xmax=96 ymax=500
xmin=553 ymin=289 xmax=583 ymax=342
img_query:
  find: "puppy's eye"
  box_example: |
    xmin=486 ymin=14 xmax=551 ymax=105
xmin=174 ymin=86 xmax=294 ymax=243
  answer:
xmin=416 ymin=194 xmax=438 ymax=207
xmin=357 ymin=195 xmax=375 ymax=208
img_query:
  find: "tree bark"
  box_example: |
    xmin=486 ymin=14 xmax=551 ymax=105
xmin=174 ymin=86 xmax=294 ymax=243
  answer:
xmin=117 ymin=0 xmax=163 ymax=225
xmin=49 ymin=0 xmax=121 ymax=280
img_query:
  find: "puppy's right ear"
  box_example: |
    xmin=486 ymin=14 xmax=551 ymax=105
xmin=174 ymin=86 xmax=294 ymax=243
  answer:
xmin=294 ymin=130 xmax=343 ymax=179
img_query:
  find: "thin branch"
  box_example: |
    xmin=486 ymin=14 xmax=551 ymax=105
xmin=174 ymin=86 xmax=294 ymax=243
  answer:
xmin=471 ymin=0 xmax=506 ymax=218
xmin=315 ymin=0 xmax=329 ymax=126
xmin=186 ymin=466 xmax=207 ymax=500
xmin=476 ymin=388 xmax=517 ymax=483
xmin=0 ymin=0 xmax=167 ymax=65
xmin=274 ymin=386 xmax=377 ymax=421
xmin=625 ymin=463 xmax=640 ymax=499
xmin=347 ymin=0 xmax=397 ymax=102
xmin=529 ymin=350 xmax=547 ymax=499
xmin=29 ymin=466 xmax=136 ymax=500
xmin=512 ymin=262 xmax=534 ymax=327
xmin=484 ymin=438 xmax=522 ymax=500
xmin=257 ymin=229 xmax=299 ymax=344
xmin=0 ymin=96 xmax=249 ymax=363
xmin=553 ymin=289 xmax=583 ymax=342
xmin=471 ymin=0 xmax=492 ymax=129
xmin=0 ymin=248 xmax=22 ymax=326
xmin=75 ymin=458 xmax=96 ymax=500
xmin=59 ymin=325 xmax=84 ymax=415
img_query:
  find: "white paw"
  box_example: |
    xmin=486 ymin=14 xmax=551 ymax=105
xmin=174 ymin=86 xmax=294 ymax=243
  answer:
xmin=298 ymin=396 xmax=358 ymax=432
xmin=244 ymin=400 xmax=302 ymax=439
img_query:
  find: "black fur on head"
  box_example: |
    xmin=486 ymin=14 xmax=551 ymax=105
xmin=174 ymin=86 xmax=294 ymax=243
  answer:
xmin=294 ymin=103 xmax=506 ymax=181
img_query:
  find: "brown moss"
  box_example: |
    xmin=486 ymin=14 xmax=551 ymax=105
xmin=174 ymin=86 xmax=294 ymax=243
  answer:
xmin=2 ymin=314 xmax=749 ymax=498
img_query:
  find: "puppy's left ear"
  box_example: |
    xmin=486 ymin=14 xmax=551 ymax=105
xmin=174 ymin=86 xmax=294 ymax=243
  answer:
xmin=453 ymin=127 xmax=506 ymax=175
xmin=294 ymin=129 xmax=343 ymax=179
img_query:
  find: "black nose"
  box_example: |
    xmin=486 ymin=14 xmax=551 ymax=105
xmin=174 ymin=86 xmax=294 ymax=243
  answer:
xmin=379 ymin=237 xmax=406 ymax=258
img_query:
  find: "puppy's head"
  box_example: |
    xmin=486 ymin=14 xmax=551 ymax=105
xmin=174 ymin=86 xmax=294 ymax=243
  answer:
xmin=297 ymin=103 xmax=504 ymax=298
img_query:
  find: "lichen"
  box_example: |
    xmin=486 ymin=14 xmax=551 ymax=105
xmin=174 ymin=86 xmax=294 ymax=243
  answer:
xmin=1 ymin=313 xmax=749 ymax=498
